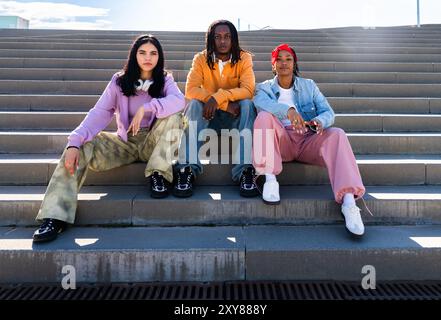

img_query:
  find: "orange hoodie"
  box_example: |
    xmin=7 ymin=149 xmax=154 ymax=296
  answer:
xmin=185 ymin=50 xmax=255 ymax=111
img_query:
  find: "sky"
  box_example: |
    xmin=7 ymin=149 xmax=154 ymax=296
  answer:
xmin=0 ymin=0 xmax=440 ymax=31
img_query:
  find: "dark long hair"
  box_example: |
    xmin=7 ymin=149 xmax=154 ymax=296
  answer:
xmin=117 ymin=34 xmax=166 ymax=97
xmin=205 ymin=20 xmax=245 ymax=70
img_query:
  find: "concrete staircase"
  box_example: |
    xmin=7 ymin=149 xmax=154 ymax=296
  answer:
xmin=1 ymin=26 xmax=441 ymax=283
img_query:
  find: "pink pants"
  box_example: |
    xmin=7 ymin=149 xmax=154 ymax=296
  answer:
xmin=252 ymin=111 xmax=365 ymax=204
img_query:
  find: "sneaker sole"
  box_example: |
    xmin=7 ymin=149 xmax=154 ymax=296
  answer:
xmin=345 ymin=228 xmax=364 ymax=239
xmin=263 ymin=199 xmax=281 ymax=205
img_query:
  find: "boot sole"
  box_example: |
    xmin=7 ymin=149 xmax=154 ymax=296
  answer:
xmin=240 ymin=190 xmax=260 ymax=198
xmin=33 ymin=227 xmax=65 ymax=243
xmin=150 ymin=191 xmax=170 ymax=199
xmin=33 ymin=234 xmax=58 ymax=243
xmin=172 ymin=189 xmax=193 ymax=198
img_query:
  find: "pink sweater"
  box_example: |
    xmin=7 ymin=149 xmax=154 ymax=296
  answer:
xmin=68 ymin=73 xmax=185 ymax=148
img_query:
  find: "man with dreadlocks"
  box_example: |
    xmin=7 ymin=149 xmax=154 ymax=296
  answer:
xmin=173 ymin=20 xmax=258 ymax=198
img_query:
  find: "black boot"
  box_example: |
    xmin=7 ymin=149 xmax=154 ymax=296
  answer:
xmin=33 ymin=218 xmax=67 ymax=243
xmin=150 ymin=172 xmax=169 ymax=198
xmin=173 ymin=166 xmax=194 ymax=198
xmin=239 ymin=167 xmax=259 ymax=197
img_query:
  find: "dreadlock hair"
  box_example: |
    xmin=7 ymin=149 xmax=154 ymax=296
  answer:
xmin=205 ymin=20 xmax=245 ymax=70
xmin=116 ymin=34 xmax=167 ymax=98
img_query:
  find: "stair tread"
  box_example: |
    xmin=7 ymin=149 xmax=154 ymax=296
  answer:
xmin=1 ymin=225 xmax=440 ymax=251
xmin=2 ymin=185 xmax=441 ymax=200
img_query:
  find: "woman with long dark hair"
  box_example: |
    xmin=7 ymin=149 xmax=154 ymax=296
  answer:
xmin=33 ymin=34 xmax=185 ymax=243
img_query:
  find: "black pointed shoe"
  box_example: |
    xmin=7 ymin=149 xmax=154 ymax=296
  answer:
xmin=33 ymin=218 xmax=67 ymax=243
xmin=239 ymin=167 xmax=259 ymax=197
xmin=150 ymin=172 xmax=170 ymax=198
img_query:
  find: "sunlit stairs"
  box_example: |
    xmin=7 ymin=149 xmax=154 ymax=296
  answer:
xmin=1 ymin=26 xmax=441 ymax=283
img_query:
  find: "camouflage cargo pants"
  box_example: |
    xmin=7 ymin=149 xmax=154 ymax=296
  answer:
xmin=36 ymin=113 xmax=184 ymax=224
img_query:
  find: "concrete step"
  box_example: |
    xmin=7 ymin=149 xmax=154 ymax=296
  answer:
xmin=0 ymin=25 xmax=437 ymax=31
xmin=2 ymin=29 xmax=441 ymax=39
xmin=335 ymin=114 xmax=441 ymax=132
xmin=2 ymin=185 xmax=441 ymax=227
xmin=0 ymin=111 xmax=117 ymax=130
xmin=330 ymin=97 xmax=441 ymax=114
xmin=3 ymin=36 xmax=441 ymax=50
xmin=3 ymin=58 xmax=440 ymax=73
xmin=3 ymin=41 xmax=441 ymax=54
xmin=0 ymin=80 xmax=107 ymax=95
xmin=2 ymin=34 xmax=441 ymax=45
xmin=0 ymin=225 xmax=244 ymax=282
xmin=1 ymin=131 xmax=441 ymax=155
xmin=3 ymin=30 xmax=441 ymax=37
xmin=1 ymin=49 xmax=440 ymax=62
xmin=2 ymin=25 xmax=439 ymax=34
xmin=1 ymin=95 xmax=439 ymax=114
xmin=3 ymin=68 xmax=441 ymax=84
xmin=2 ymin=112 xmax=441 ymax=132
xmin=6 ymin=79 xmax=441 ymax=98
xmin=0 ymin=94 xmax=99 ymax=111
xmin=1 ymin=154 xmax=439 ymax=186
xmin=0 ymin=95 xmax=431 ymax=114
xmin=2 ymin=27 xmax=441 ymax=36
xmin=2 ymin=80 xmax=441 ymax=97
xmin=0 ymin=37 xmax=439 ymax=54
xmin=244 ymin=225 xmax=441 ymax=281
xmin=1 ymin=225 xmax=441 ymax=282
xmin=179 ymin=70 xmax=441 ymax=84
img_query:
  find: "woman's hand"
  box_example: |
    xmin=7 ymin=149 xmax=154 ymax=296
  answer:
xmin=287 ymin=107 xmax=306 ymax=134
xmin=64 ymin=147 xmax=80 ymax=176
xmin=307 ymin=119 xmax=324 ymax=135
xmin=127 ymin=106 xmax=145 ymax=136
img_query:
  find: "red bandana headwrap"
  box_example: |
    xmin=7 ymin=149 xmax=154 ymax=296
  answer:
xmin=271 ymin=43 xmax=297 ymax=65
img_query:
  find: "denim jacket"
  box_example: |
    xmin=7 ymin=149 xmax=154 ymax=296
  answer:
xmin=253 ymin=76 xmax=335 ymax=129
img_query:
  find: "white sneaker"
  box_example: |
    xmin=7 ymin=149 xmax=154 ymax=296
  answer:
xmin=341 ymin=204 xmax=365 ymax=237
xmin=262 ymin=180 xmax=280 ymax=205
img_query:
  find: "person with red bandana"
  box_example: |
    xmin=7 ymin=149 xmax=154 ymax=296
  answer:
xmin=252 ymin=44 xmax=368 ymax=238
